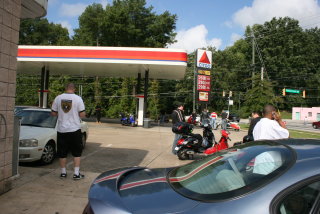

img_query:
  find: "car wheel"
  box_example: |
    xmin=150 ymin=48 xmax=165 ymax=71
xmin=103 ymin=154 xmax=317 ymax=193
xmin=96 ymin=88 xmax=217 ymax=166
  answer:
xmin=177 ymin=148 xmax=190 ymax=160
xmin=40 ymin=142 xmax=56 ymax=164
xmin=313 ymin=124 xmax=317 ymax=129
xmin=82 ymin=133 xmax=87 ymax=149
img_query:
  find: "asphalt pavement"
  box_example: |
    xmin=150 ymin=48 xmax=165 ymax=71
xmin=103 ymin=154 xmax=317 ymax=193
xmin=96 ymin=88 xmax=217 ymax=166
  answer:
xmin=0 ymin=122 xmax=247 ymax=214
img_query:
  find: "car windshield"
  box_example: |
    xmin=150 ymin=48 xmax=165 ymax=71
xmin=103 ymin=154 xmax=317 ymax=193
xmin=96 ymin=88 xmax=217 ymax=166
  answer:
xmin=14 ymin=106 xmax=30 ymax=115
xmin=18 ymin=110 xmax=57 ymax=128
xmin=168 ymin=141 xmax=294 ymax=202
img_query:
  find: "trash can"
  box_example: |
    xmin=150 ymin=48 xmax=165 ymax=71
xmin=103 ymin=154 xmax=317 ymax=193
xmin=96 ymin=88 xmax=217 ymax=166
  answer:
xmin=143 ymin=118 xmax=152 ymax=128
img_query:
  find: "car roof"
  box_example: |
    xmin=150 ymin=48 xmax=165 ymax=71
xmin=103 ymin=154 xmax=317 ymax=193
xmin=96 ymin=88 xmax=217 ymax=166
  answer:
xmin=265 ymin=138 xmax=320 ymax=160
xmin=20 ymin=108 xmax=51 ymax=112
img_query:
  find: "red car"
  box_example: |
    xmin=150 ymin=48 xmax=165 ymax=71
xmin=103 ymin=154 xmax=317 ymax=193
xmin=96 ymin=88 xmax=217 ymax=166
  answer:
xmin=312 ymin=121 xmax=320 ymax=129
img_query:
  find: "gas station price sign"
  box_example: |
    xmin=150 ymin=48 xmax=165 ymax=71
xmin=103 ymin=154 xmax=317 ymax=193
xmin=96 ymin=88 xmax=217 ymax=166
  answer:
xmin=197 ymin=75 xmax=210 ymax=91
xmin=195 ymin=49 xmax=212 ymax=103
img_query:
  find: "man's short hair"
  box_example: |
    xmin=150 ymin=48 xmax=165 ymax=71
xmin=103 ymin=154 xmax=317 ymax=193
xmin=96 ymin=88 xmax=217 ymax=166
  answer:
xmin=263 ymin=105 xmax=276 ymax=115
xmin=175 ymin=101 xmax=184 ymax=108
xmin=252 ymin=110 xmax=261 ymax=116
xmin=65 ymin=83 xmax=76 ymax=91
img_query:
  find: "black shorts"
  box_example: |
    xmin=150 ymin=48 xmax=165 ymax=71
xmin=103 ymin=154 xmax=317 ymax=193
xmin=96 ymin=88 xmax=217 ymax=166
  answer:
xmin=57 ymin=129 xmax=83 ymax=158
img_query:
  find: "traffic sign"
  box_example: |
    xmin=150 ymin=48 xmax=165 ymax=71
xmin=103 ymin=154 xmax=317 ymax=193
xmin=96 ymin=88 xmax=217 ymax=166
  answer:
xmin=285 ymin=89 xmax=300 ymax=94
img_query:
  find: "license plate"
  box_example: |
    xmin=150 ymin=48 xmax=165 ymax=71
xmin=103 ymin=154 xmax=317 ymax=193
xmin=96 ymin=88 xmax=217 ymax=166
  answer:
xmin=174 ymin=146 xmax=180 ymax=151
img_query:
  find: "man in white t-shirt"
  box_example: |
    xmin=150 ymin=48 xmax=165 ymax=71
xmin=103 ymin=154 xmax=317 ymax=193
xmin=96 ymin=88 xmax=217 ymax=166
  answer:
xmin=51 ymin=83 xmax=86 ymax=180
xmin=253 ymin=105 xmax=289 ymax=140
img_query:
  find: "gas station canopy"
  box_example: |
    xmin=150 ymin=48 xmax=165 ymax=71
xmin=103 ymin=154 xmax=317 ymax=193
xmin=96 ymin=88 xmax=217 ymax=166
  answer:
xmin=17 ymin=46 xmax=188 ymax=79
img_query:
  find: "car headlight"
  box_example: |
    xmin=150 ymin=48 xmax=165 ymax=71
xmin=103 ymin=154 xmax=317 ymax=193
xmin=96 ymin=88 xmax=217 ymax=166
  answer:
xmin=19 ymin=139 xmax=38 ymax=147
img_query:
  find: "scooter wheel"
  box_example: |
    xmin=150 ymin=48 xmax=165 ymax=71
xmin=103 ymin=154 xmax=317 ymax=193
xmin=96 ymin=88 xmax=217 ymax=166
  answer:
xmin=177 ymin=148 xmax=189 ymax=160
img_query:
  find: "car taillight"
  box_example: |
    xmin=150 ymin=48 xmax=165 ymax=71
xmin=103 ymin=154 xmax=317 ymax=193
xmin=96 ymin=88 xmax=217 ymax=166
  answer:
xmin=83 ymin=203 xmax=94 ymax=214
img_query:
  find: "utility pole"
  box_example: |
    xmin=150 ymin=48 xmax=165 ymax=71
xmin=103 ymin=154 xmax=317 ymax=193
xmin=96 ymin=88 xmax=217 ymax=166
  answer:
xmin=193 ymin=54 xmax=196 ymax=112
xmin=252 ymin=31 xmax=255 ymax=87
xmin=238 ymin=93 xmax=241 ymax=110
xmin=261 ymin=67 xmax=264 ymax=80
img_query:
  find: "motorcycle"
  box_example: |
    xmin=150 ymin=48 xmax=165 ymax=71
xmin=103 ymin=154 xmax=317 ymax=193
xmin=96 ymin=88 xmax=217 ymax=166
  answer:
xmin=120 ymin=113 xmax=136 ymax=127
xmin=174 ymin=123 xmax=215 ymax=160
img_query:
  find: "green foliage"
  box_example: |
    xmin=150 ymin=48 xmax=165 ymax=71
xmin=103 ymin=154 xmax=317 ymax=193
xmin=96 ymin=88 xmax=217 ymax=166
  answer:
xmin=148 ymin=80 xmax=160 ymax=119
xmin=242 ymin=76 xmax=283 ymax=115
xmin=73 ymin=0 xmax=176 ymax=47
xmin=15 ymin=75 xmax=40 ymax=106
xmin=19 ymin=18 xmax=70 ymax=45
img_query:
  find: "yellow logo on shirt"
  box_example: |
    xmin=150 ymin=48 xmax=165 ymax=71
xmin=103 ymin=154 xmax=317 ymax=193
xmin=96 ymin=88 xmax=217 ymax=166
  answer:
xmin=61 ymin=99 xmax=72 ymax=113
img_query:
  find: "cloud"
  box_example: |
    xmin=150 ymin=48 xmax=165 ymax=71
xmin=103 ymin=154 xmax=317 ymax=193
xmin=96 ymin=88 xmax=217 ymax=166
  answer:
xmin=48 ymin=0 xmax=59 ymax=6
xmin=59 ymin=20 xmax=73 ymax=36
xmin=231 ymin=33 xmax=242 ymax=43
xmin=226 ymin=33 xmax=243 ymax=47
xmin=232 ymin=0 xmax=320 ymax=28
xmin=169 ymin=25 xmax=222 ymax=53
xmin=59 ymin=3 xmax=88 ymax=17
xmin=98 ymin=0 xmax=109 ymax=8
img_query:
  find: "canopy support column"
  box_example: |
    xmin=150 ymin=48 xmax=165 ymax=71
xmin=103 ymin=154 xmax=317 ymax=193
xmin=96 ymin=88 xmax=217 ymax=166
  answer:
xmin=136 ymin=73 xmax=144 ymax=126
xmin=143 ymin=69 xmax=149 ymax=125
xmin=39 ymin=66 xmax=49 ymax=108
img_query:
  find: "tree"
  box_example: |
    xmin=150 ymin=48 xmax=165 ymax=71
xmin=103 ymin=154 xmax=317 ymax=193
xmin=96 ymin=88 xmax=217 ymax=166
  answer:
xmin=72 ymin=3 xmax=105 ymax=46
xmin=19 ymin=18 xmax=70 ymax=45
xmin=148 ymin=80 xmax=160 ymax=119
xmin=244 ymin=17 xmax=320 ymax=109
xmin=242 ymin=76 xmax=282 ymax=115
xmin=73 ymin=0 xmax=177 ymax=47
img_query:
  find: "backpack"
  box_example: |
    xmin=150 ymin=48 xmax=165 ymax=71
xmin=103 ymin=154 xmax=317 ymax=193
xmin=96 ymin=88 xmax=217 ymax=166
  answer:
xmin=172 ymin=122 xmax=193 ymax=134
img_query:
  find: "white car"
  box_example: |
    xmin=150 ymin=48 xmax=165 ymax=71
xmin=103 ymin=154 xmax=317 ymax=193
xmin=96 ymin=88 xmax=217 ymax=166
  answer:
xmin=17 ymin=108 xmax=89 ymax=164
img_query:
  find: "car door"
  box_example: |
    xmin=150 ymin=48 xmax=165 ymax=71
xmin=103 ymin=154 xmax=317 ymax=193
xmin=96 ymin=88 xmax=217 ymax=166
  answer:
xmin=270 ymin=176 xmax=320 ymax=214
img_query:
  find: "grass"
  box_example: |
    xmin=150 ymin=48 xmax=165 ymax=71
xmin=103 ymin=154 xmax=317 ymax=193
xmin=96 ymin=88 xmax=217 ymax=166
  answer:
xmin=288 ymin=130 xmax=320 ymax=139
xmin=239 ymin=124 xmax=320 ymax=139
xmin=239 ymin=124 xmax=250 ymax=130
xmin=280 ymin=111 xmax=292 ymax=120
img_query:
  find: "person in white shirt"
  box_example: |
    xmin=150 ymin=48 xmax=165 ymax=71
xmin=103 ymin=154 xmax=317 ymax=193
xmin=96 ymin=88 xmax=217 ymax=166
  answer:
xmin=51 ymin=83 xmax=86 ymax=180
xmin=210 ymin=111 xmax=218 ymax=129
xmin=253 ymin=105 xmax=289 ymax=140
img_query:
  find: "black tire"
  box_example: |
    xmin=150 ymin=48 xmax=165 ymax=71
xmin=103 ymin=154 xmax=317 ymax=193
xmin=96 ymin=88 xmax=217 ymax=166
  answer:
xmin=81 ymin=133 xmax=87 ymax=149
xmin=177 ymin=148 xmax=189 ymax=160
xmin=313 ymin=124 xmax=317 ymax=129
xmin=40 ymin=142 xmax=56 ymax=164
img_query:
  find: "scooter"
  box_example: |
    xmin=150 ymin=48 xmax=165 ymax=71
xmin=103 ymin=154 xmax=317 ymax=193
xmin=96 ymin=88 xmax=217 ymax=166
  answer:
xmin=175 ymin=123 xmax=215 ymax=160
xmin=216 ymin=120 xmax=240 ymax=131
xmin=228 ymin=121 xmax=241 ymax=131
xmin=204 ymin=129 xmax=230 ymax=155
xmin=120 ymin=113 xmax=136 ymax=127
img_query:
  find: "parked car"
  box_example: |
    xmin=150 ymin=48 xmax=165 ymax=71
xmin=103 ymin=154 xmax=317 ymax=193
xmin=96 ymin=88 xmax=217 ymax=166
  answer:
xmin=14 ymin=105 xmax=35 ymax=115
xmin=312 ymin=121 xmax=320 ymax=129
xmin=17 ymin=108 xmax=89 ymax=164
xmin=228 ymin=113 xmax=240 ymax=122
xmin=83 ymin=138 xmax=320 ymax=214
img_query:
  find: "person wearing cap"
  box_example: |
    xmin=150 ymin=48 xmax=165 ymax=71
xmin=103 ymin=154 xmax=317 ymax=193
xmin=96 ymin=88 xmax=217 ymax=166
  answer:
xmin=171 ymin=103 xmax=185 ymax=155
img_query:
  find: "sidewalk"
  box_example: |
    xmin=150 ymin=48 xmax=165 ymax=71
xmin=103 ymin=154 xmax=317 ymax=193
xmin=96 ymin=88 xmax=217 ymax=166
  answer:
xmin=0 ymin=122 xmax=246 ymax=214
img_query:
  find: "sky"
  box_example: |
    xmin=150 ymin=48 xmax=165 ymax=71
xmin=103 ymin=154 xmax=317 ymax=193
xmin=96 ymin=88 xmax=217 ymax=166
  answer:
xmin=46 ymin=0 xmax=320 ymax=52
